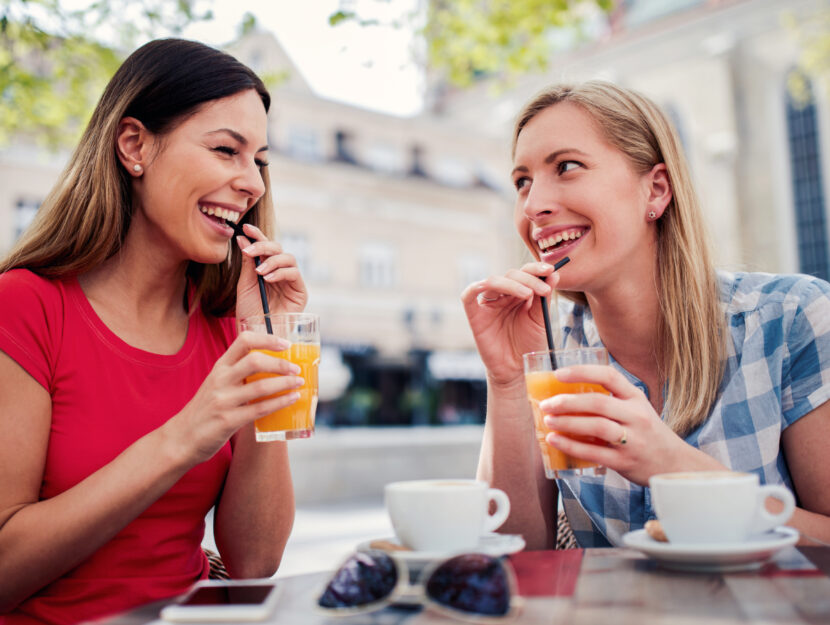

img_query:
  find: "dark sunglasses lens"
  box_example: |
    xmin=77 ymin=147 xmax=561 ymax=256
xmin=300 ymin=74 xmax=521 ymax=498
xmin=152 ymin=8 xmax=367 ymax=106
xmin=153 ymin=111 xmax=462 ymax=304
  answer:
xmin=318 ymin=550 xmax=398 ymax=609
xmin=425 ymin=554 xmax=511 ymax=616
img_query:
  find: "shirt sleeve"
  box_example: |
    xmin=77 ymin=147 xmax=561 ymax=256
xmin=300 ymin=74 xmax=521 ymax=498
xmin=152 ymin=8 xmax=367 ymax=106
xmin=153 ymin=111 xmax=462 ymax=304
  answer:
xmin=0 ymin=269 xmax=62 ymax=393
xmin=782 ymin=277 xmax=830 ymax=425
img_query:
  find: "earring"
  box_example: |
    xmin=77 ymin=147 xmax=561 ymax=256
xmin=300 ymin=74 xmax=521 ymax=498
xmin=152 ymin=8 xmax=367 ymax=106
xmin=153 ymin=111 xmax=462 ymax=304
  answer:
xmin=133 ymin=164 xmax=142 ymax=173
xmin=648 ymin=210 xmax=656 ymax=220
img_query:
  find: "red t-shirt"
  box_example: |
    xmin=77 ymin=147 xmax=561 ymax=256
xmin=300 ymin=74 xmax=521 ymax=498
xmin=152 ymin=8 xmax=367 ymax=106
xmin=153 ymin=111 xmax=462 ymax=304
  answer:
xmin=0 ymin=269 xmax=235 ymax=625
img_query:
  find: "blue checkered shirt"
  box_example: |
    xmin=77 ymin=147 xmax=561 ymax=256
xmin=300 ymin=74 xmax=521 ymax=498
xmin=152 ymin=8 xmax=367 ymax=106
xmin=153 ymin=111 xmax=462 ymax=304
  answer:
xmin=556 ymin=272 xmax=830 ymax=547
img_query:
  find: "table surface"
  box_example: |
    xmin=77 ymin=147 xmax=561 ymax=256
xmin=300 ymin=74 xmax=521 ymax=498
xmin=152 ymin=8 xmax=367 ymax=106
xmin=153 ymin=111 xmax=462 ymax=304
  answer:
xmin=91 ymin=546 xmax=830 ymax=625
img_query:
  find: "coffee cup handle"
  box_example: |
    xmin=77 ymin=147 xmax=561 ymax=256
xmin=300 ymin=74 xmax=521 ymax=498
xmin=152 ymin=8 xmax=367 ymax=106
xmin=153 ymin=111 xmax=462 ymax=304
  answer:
xmin=752 ymin=484 xmax=795 ymax=534
xmin=483 ymin=488 xmax=511 ymax=533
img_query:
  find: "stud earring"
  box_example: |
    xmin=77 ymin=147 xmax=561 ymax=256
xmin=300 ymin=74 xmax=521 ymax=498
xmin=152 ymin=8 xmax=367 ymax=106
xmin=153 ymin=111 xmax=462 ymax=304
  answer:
xmin=133 ymin=164 xmax=142 ymax=173
xmin=648 ymin=210 xmax=657 ymax=220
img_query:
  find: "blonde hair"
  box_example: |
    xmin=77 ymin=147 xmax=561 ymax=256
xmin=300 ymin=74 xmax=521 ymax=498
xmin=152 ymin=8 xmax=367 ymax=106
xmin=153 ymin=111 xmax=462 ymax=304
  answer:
xmin=0 ymin=39 xmax=275 ymax=317
xmin=513 ymin=81 xmax=725 ymax=435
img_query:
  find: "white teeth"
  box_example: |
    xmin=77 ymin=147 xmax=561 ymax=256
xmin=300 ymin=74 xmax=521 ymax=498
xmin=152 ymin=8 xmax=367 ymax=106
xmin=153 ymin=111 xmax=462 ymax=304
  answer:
xmin=537 ymin=229 xmax=584 ymax=251
xmin=199 ymin=205 xmax=241 ymax=223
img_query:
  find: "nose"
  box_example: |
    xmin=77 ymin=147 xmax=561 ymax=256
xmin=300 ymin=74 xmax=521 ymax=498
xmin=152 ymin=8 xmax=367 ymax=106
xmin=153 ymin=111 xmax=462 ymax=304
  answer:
xmin=522 ymin=178 xmax=560 ymax=222
xmin=233 ymin=159 xmax=266 ymax=202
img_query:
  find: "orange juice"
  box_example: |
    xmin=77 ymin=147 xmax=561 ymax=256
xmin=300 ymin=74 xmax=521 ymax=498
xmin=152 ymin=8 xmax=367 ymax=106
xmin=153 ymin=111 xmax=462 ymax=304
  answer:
xmin=525 ymin=370 xmax=610 ymax=477
xmin=246 ymin=343 xmax=320 ymax=441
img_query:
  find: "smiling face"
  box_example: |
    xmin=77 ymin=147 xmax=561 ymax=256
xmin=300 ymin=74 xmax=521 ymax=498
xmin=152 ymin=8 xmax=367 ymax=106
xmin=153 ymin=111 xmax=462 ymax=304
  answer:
xmin=511 ymin=102 xmax=660 ymax=295
xmin=132 ymin=89 xmax=269 ymax=265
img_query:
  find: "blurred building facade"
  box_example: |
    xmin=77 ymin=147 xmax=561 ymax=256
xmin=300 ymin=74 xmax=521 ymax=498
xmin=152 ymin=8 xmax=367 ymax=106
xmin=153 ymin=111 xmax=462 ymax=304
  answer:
xmin=434 ymin=0 xmax=830 ymax=280
xmin=0 ymin=30 xmax=516 ymax=428
xmin=1 ymin=0 xmax=827 ymax=429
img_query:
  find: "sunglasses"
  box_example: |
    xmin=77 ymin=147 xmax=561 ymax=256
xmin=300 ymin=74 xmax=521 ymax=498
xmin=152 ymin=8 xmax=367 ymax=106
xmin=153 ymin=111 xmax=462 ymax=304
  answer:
xmin=317 ymin=550 xmax=521 ymax=621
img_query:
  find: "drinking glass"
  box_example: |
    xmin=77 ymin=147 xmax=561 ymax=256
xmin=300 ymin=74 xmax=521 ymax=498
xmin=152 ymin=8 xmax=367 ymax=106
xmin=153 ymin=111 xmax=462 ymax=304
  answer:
xmin=522 ymin=347 xmax=610 ymax=478
xmin=239 ymin=312 xmax=320 ymax=442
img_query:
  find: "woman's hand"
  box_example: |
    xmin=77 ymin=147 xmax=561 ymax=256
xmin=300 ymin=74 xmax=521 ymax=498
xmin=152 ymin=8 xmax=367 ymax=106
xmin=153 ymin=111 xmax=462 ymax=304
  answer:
xmin=235 ymin=224 xmax=307 ymax=320
xmin=461 ymin=262 xmax=558 ymax=389
xmin=169 ymin=331 xmax=304 ymax=464
xmin=539 ymin=365 xmax=724 ymax=485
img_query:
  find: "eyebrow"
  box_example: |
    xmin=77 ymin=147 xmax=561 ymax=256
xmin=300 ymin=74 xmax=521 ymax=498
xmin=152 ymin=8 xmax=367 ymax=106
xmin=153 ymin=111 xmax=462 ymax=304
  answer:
xmin=511 ymin=148 xmax=590 ymax=176
xmin=207 ymin=128 xmax=269 ymax=153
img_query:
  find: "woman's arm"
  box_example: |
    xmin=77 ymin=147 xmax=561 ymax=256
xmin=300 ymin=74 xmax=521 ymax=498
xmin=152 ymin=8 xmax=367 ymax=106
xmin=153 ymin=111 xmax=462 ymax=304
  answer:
xmin=0 ymin=332 xmax=302 ymax=610
xmin=781 ymin=401 xmax=830 ymax=546
xmin=477 ymin=378 xmax=558 ymax=550
xmin=212 ymin=428 xmax=295 ymax=578
xmin=462 ymin=262 xmax=562 ymax=550
xmin=0 ymin=351 xmax=196 ymax=611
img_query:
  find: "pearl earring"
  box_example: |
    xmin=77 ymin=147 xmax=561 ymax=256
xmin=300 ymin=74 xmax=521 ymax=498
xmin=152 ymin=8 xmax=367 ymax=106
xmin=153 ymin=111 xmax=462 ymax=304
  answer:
xmin=648 ymin=210 xmax=656 ymax=220
xmin=133 ymin=164 xmax=142 ymax=173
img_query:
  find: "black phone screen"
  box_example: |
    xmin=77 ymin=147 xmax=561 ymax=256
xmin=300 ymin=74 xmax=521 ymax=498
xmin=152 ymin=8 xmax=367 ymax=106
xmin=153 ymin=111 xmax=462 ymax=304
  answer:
xmin=181 ymin=584 xmax=275 ymax=606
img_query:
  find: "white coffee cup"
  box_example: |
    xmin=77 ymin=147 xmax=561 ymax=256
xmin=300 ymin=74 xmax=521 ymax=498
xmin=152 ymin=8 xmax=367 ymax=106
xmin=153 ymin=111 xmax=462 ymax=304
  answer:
xmin=384 ymin=479 xmax=511 ymax=552
xmin=649 ymin=471 xmax=796 ymax=544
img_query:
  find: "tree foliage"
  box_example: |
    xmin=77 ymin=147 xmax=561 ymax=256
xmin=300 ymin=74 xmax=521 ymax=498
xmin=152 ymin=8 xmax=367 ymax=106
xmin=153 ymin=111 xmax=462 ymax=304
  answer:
xmin=331 ymin=0 xmax=613 ymax=88
xmin=0 ymin=0 xmax=212 ymax=148
xmin=785 ymin=6 xmax=830 ymax=106
xmin=423 ymin=0 xmax=613 ymax=87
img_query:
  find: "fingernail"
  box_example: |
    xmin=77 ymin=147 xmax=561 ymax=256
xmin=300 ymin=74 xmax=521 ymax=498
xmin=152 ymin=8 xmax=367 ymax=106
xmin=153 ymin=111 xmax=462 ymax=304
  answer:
xmin=290 ymin=364 xmax=301 ymax=375
xmin=255 ymin=264 xmax=266 ymax=273
xmin=286 ymin=392 xmax=301 ymax=402
xmin=243 ymin=245 xmax=255 ymax=254
xmin=540 ymin=263 xmax=553 ymax=270
xmin=293 ymin=377 xmax=304 ymax=387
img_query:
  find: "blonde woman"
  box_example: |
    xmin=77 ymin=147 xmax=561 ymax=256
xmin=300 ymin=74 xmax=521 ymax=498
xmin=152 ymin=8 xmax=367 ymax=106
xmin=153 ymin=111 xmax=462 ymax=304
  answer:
xmin=463 ymin=81 xmax=830 ymax=549
xmin=0 ymin=40 xmax=306 ymax=624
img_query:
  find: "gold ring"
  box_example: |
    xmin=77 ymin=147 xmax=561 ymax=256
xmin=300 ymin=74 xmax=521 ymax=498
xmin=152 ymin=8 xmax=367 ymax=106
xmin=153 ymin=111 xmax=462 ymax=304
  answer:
xmin=616 ymin=428 xmax=627 ymax=446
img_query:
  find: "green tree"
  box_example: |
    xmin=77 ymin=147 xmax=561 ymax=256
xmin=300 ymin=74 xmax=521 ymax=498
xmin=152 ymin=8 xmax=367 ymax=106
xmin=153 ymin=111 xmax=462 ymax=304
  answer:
xmin=331 ymin=0 xmax=614 ymax=87
xmin=785 ymin=6 xmax=830 ymax=106
xmin=0 ymin=0 xmax=213 ymax=147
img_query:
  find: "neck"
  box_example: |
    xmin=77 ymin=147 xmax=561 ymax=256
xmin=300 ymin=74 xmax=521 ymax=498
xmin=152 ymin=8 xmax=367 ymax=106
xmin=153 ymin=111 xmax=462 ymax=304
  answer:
xmin=583 ymin=254 xmax=664 ymax=408
xmin=79 ymin=219 xmax=190 ymax=324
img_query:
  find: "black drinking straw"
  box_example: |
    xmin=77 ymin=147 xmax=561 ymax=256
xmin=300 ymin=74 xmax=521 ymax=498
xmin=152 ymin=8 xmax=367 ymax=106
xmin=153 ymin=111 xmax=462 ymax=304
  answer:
xmin=227 ymin=220 xmax=273 ymax=334
xmin=540 ymin=256 xmax=571 ymax=369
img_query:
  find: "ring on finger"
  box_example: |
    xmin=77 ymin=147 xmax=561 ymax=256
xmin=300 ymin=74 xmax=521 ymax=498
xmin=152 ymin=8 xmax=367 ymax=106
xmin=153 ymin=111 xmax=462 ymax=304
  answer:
xmin=613 ymin=428 xmax=627 ymax=446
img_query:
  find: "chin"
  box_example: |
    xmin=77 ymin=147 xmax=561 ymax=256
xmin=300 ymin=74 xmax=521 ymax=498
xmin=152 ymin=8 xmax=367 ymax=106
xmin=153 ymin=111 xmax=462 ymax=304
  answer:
xmin=190 ymin=248 xmax=230 ymax=266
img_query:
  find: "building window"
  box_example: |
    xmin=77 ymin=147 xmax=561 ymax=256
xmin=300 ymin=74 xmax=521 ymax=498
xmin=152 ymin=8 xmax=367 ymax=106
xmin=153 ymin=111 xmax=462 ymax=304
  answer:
xmin=365 ymin=142 xmax=405 ymax=175
xmin=458 ymin=254 xmax=488 ymax=291
xmin=622 ymin=0 xmax=703 ymax=28
xmin=280 ymin=232 xmax=310 ymax=276
xmin=432 ymin=155 xmax=473 ymax=187
xmin=15 ymin=198 xmax=40 ymax=240
xmin=359 ymin=243 xmax=397 ymax=288
xmin=786 ymin=73 xmax=828 ymax=282
xmin=334 ymin=129 xmax=357 ymax=165
xmin=287 ymin=126 xmax=321 ymax=162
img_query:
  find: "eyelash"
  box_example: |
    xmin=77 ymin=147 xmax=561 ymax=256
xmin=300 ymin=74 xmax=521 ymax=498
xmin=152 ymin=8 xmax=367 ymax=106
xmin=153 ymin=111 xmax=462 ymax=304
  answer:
xmin=213 ymin=145 xmax=269 ymax=168
xmin=557 ymin=160 xmax=582 ymax=174
xmin=514 ymin=160 xmax=583 ymax=190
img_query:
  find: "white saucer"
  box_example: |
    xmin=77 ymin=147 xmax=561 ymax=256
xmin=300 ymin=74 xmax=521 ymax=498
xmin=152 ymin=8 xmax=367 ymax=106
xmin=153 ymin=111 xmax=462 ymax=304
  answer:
xmin=357 ymin=533 xmax=525 ymax=571
xmin=622 ymin=526 xmax=800 ymax=572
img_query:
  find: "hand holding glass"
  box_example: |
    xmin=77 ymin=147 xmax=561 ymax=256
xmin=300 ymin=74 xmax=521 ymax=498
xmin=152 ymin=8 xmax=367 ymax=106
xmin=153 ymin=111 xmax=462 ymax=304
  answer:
xmin=523 ymin=347 xmax=610 ymax=478
xmin=239 ymin=313 xmax=320 ymax=442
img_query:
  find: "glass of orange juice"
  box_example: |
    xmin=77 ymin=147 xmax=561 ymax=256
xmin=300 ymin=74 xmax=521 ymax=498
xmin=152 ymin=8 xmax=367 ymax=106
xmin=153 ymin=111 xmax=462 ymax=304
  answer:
xmin=239 ymin=312 xmax=320 ymax=442
xmin=522 ymin=347 xmax=610 ymax=478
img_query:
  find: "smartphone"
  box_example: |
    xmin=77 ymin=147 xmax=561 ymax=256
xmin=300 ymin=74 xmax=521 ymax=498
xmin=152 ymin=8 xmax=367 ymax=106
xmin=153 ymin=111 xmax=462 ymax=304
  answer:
xmin=159 ymin=579 xmax=281 ymax=622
